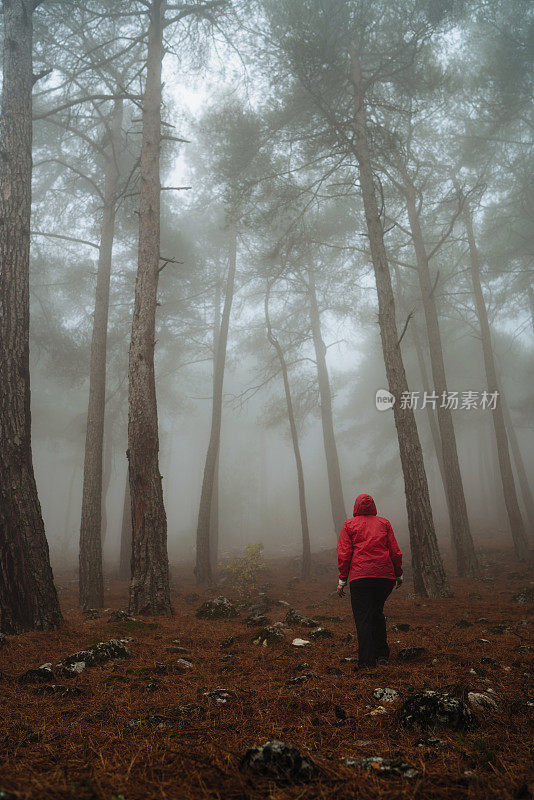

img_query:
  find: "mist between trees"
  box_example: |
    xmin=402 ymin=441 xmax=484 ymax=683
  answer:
xmin=0 ymin=0 xmax=532 ymax=629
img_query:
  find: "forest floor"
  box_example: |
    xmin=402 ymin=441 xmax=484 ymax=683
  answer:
xmin=0 ymin=544 xmax=533 ymax=800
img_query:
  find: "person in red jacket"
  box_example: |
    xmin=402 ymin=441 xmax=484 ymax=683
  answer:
xmin=336 ymin=493 xmax=403 ymax=668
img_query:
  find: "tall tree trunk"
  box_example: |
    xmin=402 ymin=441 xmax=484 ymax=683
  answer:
xmin=0 ymin=0 xmax=63 ymax=633
xmin=127 ymin=0 xmax=171 ymax=614
xmin=392 ymin=262 xmax=448 ymax=495
xmin=196 ymin=224 xmax=237 ymax=584
xmin=119 ymin=473 xmax=131 ymax=580
xmin=502 ymin=398 xmax=534 ymax=537
xmin=350 ymin=47 xmax=450 ymax=597
xmin=400 ymin=167 xmax=479 ymax=576
xmin=463 ymin=203 xmax=529 ymax=560
xmin=265 ymin=284 xmax=312 ymax=579
xmin=79 ymin=99 xmax=123 ymax=608
xmin=100 ymin=422 xmax=113 ymax=546
xmin=306 ymin=266 xmax=346 ymax=534
xmin=209 ymin=280 xmax=221 ymax=571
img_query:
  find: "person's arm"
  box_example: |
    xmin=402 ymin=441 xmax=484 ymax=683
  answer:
xmin=386 ymin=521 xmax=403 ymax=585
xmin=337 ymin=521 xmax=352 ymax=595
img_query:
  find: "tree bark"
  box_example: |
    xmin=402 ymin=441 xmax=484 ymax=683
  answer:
xmin=502 ymin=398 xmax=534 ymax=537
xmin=127 ymin=0 xmax=171 ymax=614
xmin=209 ymin=280 xmax=221 ymax=571
xmin=400 ymin=167 xmax=479 ymax=576
xmin=119 ymin=473 xmax=131 ymax=580
xmin=196 ymin=224 xmax=237 ymax=584
xmin=265 ymin=284 xmax=312 ymax=579
xmin=350 ymin=46 xmax=450 ymax=597
xmin=79 ymin=99 xmax=123 ymax=609
xmin=0 ymin=0 xmax=63 ymax=633
xmin=306 ymin=266 xmax=347 ymax=535
xmin=392 ymin=262 xmax=448 ymax=496
xmin=463 ymin=202 xmax=529 ymax=560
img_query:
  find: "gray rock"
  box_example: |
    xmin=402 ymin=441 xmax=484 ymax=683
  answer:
xmin=467 ymin=691 xmax=499 ymax=712
xmin=108 ymin=609 xmax=136 ymax=623
xmin=245 ymin=614 xmax=271 ymax=628
xmin=343 ymin=756 xmax=418 ymax=779
xmin=56 ymin=661 xmax=86 ymax=677
xmin=286 ymin=672 xmax=317 ymax=685
xmin=63 ymin=638 xmax=130 ymax=666
xmin=18 ymin=664 xmax=54 ymax=684
xmin=285 ymin=608 xmax=319 ymax=628
xmin=203 ymin=688 xmax=234 ymax=705
xmin=167 ymin=645 xmax=191 ymax=654
xmin=416 ymin=737 xmax=449 ymax=749
xmin=512 ymin=587 xmax=534 ymax=604
xmin=398 ymin=646 xmax=428 ymax=661
xmin=125 ymin=714 xmax=169 ymax=732
xmin=173 ymin=658 xmax=193 ymax=671
xmin=373 ymin=687 xmax=399 ymax=703
xmin=240 ymin=740 xmax=315 ymax=783
xmin=82 ymin=608 xmax=100 ymax=619
xmin=32 ymin=684 xmax=84 ymax=697
xmin=169 ymin=704 xmax=205 ymax=719
xmin=252 ymin=626 xmax=285 ymax=646
xmin=398 ymin=689 xmax=476 ymax=731
xmin=196 ymin=596 xmax=239 ymax=620
xmin=309 ymin=626 xmax=334 ymax=639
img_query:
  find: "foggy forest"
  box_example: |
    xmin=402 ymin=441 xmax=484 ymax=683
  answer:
xmin=0 ymin=0 xmax=533 ymax=798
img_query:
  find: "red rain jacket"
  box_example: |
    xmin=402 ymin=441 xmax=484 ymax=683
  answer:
xmin=337 ymin=494 xmax=403 ymax=582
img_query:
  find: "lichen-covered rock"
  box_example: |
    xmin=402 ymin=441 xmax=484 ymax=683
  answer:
xmin=292 ymin=638 xmax=311 ymax=647
xmin=398 ymin=689 xmax=476 ymax=731
xmin=63 ymin=638 xmax=130 ymax=666
xmin=196 ymin=596 xmax=239 ymax=620
xmin=246 ymin=614 xmax=271 ymax=627
xmin=82 ymin=608 xmax=100 ymax=620
xmin=173 ymin=658 xmax=193 ymax=671
xmin=285 ymin=609 xmax=319 ymax=628
xmin=18 ymin=664 xmax=54 ymax=684
xmin=343 ymin=756 xmax=418 ymax=779
xmin=309 ymin=626 xmax=333 ymax=639
xmin=124 ymin=714 xmax=169 ymax=732
xmin=108 ymin=609 xmax=136 ymax=623
xmin=484 ymin=623 xmax=511 ymax=635
xmin=169 ymin=704 xmax=205 ymax=719
xmin=56 ymin=661 xmax=86 ymax=678
xmin=240 ymin=740 xmax=315 ymax=783
xmin=32 ymin=684 xmax=84 ymax=697
xmin=416 ymin=737 xmax=449 ymax=749
xmin=373 ymin=687 xmax=399 ymax=703
xmin=287 ymin=672 xmax=317 ymax=685
xmin=203 ymin=688 xmax=234 ymax=705
xmin=398 ymin=646 xmax=428 ymax=661
xmin=467 ymin=691 xmax=499 ymax=712
xmin=512 ymin=587 xmax=534 ymax=604
xmin=252 ymin=626 xmax=285 ymax=646
xmin=167 ymin=645 xmax=191 ymax=654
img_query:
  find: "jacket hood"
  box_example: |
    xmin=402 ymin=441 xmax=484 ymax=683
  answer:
xmin=353 ymin=493 xmax=377 ymax=516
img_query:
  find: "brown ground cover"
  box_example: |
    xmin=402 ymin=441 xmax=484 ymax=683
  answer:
xmin=0 ymin=544 xmax=532 ymax=799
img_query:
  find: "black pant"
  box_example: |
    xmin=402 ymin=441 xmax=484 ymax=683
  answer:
xmin=350 ymin=577 xmax=395 ymax=667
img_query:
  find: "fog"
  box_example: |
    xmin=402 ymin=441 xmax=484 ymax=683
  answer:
xmin=1 ymin=0 xmax=533 ymax=616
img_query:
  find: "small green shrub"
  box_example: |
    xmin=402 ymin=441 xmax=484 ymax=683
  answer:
xmin=218 ymin=543 xmax=266 ymax=599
